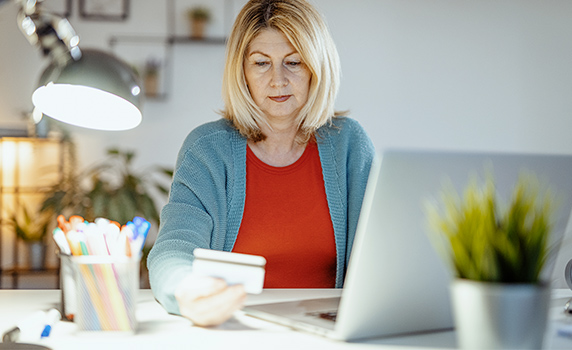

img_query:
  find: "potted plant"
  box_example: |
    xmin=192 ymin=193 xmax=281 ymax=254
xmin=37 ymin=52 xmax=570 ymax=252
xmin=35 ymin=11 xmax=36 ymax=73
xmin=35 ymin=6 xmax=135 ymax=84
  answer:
xmin=143 ymin=58 xmax=161 ymax=98
xmin=426 ymin=174 xmax=556 ymax=349
xmin=7 ymin=205 xmax=53 ymax=270
xmin=187 ymin=6 xmax=211 ymax=39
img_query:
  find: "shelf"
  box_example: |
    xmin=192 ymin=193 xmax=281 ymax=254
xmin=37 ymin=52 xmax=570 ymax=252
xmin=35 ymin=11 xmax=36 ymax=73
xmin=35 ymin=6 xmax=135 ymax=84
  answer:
xmin=109 ymin=34 xmax=227 ymax=100
xmin=109 ymin=35 xmax=168 ymax=45
xmin=144 ymin=93 xmax=169 ymax=101
xmin=1 ymin=267 xmax=60 ymax=289
xmin=168 ymin=36 xmax=227 ymax=45
xmin=108 ymin=0 xmax=232 ymax=99
xmin=109 ymin=35 xmax=226 ymax=46
xmin=3 ymin=267 xmax=59 ymax=275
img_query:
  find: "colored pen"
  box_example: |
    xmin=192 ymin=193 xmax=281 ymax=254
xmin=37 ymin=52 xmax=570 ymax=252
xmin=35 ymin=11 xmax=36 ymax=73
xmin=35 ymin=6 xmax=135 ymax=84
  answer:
xmin=53 ymin=227 xmax=71 ymax=255
xmin=41 ymin=308 xmax=62 ymax=338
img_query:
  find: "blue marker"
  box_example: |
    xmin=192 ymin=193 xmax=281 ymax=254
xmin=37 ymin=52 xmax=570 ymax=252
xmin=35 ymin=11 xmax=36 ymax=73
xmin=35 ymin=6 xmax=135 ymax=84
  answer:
xmin=2 ymin=308 xmax=60 ymax=343
xmin=41 ymin=309 xmax=62 ymax=338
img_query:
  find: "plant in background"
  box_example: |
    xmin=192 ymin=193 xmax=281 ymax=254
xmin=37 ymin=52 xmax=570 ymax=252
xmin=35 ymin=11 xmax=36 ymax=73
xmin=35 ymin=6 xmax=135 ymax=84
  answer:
xmin=41 ymin=148 xmax=173 ymax=227
xmin=7 ymin=204 xmax=56 ymax=269
xmin=187 ymin=6 xmax=211 ymax=22
xmin=426 ymin=174 xmax=555 ymax=284
xmin=187 ymin=6 xmax=211 ymax=39
xmin=8 ymin=205 xmax=51 ymax=243
xmin=144 ymin=58 xmax=161 ymax=78
xmin=143 ymin=58 xmax=161 ymax=97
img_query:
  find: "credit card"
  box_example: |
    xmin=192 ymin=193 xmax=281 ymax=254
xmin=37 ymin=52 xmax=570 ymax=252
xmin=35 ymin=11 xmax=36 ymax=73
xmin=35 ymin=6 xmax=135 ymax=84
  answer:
xmin=192 ymin=248 xmax=267 ymax=294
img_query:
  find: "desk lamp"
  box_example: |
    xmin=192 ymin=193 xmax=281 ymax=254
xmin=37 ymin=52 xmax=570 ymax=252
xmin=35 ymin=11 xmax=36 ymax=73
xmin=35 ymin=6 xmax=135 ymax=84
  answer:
xmin=15 ymin=0 xmax=142 ymax=131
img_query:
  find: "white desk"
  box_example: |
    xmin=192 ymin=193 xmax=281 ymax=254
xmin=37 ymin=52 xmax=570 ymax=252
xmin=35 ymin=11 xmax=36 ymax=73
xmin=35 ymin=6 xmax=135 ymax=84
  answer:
xmin=1 ymin=289 xmax=572 ymax=350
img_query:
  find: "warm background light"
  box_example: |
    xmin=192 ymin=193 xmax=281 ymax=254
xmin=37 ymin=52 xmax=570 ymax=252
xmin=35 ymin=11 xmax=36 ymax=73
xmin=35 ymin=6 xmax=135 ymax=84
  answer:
xmin=0 ymin=137 xmax=66 ymax=287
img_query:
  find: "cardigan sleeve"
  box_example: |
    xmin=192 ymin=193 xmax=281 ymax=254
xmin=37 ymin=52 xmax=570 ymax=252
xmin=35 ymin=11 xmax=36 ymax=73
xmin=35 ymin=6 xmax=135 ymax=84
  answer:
xmin=147 ymin=120 xmax=240 ymax=315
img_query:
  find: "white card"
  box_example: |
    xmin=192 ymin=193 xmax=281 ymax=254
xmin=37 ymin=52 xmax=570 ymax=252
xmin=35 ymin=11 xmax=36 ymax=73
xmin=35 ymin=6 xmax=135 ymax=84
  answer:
xmin=192 ymin=248 xmax=267 ymax=294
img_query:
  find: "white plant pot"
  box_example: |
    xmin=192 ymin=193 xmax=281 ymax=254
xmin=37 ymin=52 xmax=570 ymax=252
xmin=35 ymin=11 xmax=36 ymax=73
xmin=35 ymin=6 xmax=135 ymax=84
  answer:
xmin=451 ymin=279 xmax=550 ymax=350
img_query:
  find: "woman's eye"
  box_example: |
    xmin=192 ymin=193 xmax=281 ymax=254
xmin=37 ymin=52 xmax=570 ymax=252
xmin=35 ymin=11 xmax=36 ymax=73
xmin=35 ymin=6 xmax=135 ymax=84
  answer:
xmin=286 ymin=61 xmax=301 ymax=67
xmin=255 ymin=61 xmax=269 ymax=67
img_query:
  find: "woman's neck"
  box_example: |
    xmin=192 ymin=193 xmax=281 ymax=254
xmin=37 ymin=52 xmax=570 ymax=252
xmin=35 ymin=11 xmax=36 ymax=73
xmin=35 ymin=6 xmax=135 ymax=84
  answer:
xmin=248 ymin=120 xmax=306 ymax=167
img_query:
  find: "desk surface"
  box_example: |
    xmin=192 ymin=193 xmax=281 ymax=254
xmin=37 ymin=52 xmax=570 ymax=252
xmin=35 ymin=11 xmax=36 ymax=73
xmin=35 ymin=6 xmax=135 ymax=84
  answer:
xmin=1 ymin=288 xmax=572 ymax=350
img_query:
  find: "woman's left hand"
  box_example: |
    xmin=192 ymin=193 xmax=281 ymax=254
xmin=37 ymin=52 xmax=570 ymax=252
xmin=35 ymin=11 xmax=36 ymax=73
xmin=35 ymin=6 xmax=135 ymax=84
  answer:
xmin=174 ymin=274 xmax=247 ymax=326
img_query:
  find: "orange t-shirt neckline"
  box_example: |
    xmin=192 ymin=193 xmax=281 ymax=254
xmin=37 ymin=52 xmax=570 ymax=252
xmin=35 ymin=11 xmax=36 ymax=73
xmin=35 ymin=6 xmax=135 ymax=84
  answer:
xmin=232 ymin=141 xmax=336 ymax=288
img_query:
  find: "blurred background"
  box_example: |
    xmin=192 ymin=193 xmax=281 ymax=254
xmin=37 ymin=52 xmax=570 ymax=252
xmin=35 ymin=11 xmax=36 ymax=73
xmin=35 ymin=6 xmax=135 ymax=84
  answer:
xmin=0 ymin=0 xmax=571 ymax=289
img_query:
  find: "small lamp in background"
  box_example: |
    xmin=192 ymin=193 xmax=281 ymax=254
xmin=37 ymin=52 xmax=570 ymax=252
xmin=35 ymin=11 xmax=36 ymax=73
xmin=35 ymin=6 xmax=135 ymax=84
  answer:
xmin=16 ymin=0 xmax=142 ymax=131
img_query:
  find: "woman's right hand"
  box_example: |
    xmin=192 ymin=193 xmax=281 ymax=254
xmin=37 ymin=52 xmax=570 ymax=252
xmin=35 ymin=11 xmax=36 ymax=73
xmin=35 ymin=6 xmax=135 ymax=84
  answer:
xmin=174 ymin=274 xmax=247 ymax=327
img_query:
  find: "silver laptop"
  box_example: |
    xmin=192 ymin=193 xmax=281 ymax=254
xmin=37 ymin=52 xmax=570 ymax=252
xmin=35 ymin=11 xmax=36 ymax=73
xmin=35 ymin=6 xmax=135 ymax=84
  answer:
xmin=243 ymin=150 xmax=572 ymax=341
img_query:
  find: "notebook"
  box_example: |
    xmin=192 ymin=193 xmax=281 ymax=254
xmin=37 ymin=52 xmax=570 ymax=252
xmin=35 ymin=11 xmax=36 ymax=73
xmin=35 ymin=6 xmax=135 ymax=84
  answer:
xmin=242 ymin=150 xmax=572 ymax=341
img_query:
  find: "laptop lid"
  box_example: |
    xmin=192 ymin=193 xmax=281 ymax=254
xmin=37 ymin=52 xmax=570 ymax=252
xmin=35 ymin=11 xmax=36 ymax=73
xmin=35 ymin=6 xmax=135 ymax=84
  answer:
xmin=245 ymin=150 xmax=572 ymax=341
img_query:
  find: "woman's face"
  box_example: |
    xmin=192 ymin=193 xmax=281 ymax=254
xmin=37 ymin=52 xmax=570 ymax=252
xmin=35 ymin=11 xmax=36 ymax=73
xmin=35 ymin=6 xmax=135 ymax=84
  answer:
xmin=244 ymin=28 xmax=311 ymax=125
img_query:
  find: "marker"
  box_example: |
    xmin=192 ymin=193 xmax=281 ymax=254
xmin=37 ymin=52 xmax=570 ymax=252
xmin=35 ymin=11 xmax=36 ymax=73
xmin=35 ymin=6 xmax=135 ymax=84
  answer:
xmin=2 ymin=310 xmax=46 ymax=343
xmin=53 ymin=227 xmax=72 ymax=255
xmin=65 ymin=230 xmax=84 ymax=256
xmin=69 ymin=215 xmax=85 ymax=231
xmin=130 ymin=217 xmax=151 ymax=254
xmin=118 ymin=227 xmax=132 ymax=257
xmin=57 ymin=215 xmax=71 ymax=233
xmin=41 ymin=309 xmax=62 ymax=338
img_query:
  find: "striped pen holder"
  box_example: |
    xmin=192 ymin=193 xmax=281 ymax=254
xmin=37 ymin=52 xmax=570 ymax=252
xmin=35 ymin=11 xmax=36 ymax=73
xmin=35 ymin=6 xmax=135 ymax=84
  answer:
xmin=71 ymin=255 xmax=139 ymax=333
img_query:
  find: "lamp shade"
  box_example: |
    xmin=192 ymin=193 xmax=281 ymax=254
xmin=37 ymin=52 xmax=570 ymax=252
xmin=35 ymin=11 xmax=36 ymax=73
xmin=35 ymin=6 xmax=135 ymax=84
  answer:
xmin=32 ymin=49 xmax=143 ymax=131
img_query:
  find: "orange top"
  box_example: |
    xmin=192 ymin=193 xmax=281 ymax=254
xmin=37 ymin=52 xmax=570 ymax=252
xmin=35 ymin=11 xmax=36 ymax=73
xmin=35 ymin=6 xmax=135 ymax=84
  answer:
xmin=232 ymin=141 xmax=336 ymax=288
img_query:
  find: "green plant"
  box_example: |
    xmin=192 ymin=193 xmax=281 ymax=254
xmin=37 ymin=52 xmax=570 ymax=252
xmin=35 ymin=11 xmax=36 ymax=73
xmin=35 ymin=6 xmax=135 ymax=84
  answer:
xmin=41 ymin=147 xmax=173 ymax=226
xmin=8 ymin=205 xmax=52 ymax=243
xmin=187 ymin=6 xmax=211 ymax=21
xmin=426 ymin=174 xmax=555 ymax=284
xmin=144 ymin=58 xmax=160 ymax=78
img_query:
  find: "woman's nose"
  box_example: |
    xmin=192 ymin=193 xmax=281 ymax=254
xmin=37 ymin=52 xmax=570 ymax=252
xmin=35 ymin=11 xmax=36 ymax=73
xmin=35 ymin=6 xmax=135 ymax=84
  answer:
xmin=270 ymin=66 xmax=288 ymax=88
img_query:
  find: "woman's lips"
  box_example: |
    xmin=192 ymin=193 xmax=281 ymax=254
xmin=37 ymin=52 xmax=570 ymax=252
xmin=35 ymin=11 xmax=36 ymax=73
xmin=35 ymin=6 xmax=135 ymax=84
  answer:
xmin=269 ymin=95 xmax=291 ymax=102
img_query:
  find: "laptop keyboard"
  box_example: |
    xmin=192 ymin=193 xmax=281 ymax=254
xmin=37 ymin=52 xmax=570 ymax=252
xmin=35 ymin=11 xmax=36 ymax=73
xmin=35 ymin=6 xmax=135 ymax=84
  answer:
xmin=306 ymin=310 xmax=337 ymax=322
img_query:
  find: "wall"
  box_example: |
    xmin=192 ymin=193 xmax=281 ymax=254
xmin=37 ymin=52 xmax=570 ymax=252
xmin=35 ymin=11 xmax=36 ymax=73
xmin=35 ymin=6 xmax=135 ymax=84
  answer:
xmin=2 ymin=1 xmax=572 ymax=164
xmin=1 ymin=0 xmax=572 ymax=283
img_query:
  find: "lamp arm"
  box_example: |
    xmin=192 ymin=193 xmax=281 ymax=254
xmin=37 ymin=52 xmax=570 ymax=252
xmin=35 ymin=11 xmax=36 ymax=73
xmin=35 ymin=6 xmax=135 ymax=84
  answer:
xmin=15 ymin=0 xmax=81 ymax=66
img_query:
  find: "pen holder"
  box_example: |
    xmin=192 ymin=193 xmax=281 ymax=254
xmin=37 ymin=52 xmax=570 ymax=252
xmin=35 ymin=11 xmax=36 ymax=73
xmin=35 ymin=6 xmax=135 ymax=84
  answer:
xmin=59 ymin=253 xmax=76 ymax=321
xmin=71 ymin=255 xmax=139 ymax=333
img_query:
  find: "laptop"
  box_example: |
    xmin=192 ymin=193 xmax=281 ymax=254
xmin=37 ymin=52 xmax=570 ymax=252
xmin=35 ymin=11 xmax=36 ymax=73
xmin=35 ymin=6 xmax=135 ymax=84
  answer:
xmin=243 ymin=150 xmax=572 ymax=341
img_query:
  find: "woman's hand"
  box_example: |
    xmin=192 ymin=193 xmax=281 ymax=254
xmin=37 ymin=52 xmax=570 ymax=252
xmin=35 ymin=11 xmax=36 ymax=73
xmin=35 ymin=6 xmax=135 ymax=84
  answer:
xmin=174 ymin=274 xmax=247 ymax=327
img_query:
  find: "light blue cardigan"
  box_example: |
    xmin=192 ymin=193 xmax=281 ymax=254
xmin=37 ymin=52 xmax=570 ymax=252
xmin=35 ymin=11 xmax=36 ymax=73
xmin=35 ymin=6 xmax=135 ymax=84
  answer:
xmin=148 ymin=117 xmax=375 ymax=315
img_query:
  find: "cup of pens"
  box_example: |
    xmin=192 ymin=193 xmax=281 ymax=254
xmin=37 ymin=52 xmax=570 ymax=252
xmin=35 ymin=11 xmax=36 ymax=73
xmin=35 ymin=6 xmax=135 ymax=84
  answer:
xmin=73 ymin=255 xmax=139 ymax=332
xmin=53 ymin=215 xmax=150 ymax=333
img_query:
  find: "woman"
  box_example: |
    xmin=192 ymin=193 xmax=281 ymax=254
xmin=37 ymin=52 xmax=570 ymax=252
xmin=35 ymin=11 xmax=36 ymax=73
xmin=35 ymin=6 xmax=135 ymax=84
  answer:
xmin=148 ymin=0 xmax=375 ymax=327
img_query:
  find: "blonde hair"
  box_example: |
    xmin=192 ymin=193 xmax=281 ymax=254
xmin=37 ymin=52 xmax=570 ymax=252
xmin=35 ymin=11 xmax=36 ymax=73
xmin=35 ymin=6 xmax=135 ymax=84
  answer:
xmin=221 ymin=0 xmax=342 ymax=143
